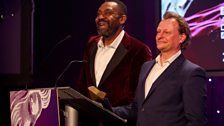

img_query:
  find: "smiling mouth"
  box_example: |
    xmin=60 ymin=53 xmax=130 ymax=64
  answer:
xmin=98 ymin=20 xmax=108 ymax=27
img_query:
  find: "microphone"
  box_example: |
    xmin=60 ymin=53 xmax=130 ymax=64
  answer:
xmin=55 ymin=35 xmax=72 ymax=46
xmin=33 ymin=35 xmax=72 ymax=88
xmin=37 ymin=34 xmax=72 ymax=72
xmin=54 ymin=60 xmax=87 ymax=88
xmin=44 ymin=35 xmax=72 ymax=60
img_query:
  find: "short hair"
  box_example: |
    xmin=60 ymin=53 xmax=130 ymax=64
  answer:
xmin=163 ymin=11 xmax=191 ymax=50
xmin=105 ymin=0 xmax=128 ymax=15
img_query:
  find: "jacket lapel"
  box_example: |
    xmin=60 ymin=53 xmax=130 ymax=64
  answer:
xmin=144 ymin=54 xmax=185 ymax=100
xmin=90 ymin=33 xmax=130 ymax=87
xmin=138 ymin=61 xmax=156 ymax=103
xmin=98 ymin=43 xmax=127 ymax=87
xmin=89 ymin=43 xmax=97 ymax=86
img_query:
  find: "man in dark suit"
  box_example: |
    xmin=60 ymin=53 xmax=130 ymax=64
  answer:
xmin=113 ymin=11 xmax=207 ymax=126
xmin=75 ymin=0 xmax=152 ymax=125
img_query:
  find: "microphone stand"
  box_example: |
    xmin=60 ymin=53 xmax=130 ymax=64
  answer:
xmin=54 ymin=60 xmax=87 ymax=88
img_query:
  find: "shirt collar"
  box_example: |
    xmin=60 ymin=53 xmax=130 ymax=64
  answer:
xmin=155 ymin=50 xmax=181 ymax=65
xmin=98 ymin=30 xmax=125 ymax=49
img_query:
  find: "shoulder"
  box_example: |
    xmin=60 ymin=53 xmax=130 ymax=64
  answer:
xmin=175 ymin=54 xmax=204 ymax=71
xmin=123 ymin=33 xmax=147 ymax=46
xmin=88 ymin=35 xmax=101 ymax=44
xmin=122 ymin=32 xmax=151 ymax=52
xmin=142 ymin=60 xmax=155 ymax=68
xmin=184 ymin=59 xmax=204 ymax=70
xmin=181 ymin=58 xmax=206 ymax=76
xmin=84 ymin=35 xmax=100 ymax=49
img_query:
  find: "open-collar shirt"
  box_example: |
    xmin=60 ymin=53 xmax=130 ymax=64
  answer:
xmin=144 ymin=50 xmax=181 ymax=98
xmin=94 ymin=30 xmax=125 ymax=87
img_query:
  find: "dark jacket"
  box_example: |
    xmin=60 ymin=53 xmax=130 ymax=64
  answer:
xmin=114 ymin=54 xmax=207 ymax=126
xmin=77 ymin=32 xmax=152 ymax=107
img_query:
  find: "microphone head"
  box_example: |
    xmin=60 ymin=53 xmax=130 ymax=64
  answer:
xmin=71 ymin=60 xmax=88 ymax=63
xmin=64 ymin=35 xmax=72 ymax=40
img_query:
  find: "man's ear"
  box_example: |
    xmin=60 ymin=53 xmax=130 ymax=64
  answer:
xmin=180 ymin=34 xmax=187 ymax=43
xmin=119 ymin=15 xmax=127 ymax=25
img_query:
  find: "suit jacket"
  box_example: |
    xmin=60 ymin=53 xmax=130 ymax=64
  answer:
xmin=114 ymin=54 xmax=207 ymax=126
xmin=76 ymin=32 xmax=152 ymax=107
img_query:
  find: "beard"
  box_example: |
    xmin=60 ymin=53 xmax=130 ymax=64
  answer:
xmin=96 ymin=20 xmax=120 ymax=39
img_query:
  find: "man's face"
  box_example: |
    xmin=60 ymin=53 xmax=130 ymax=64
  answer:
xmin=95 ymin=2 xmax=123 ymax=38
xmin=156 ymin=18 xmax=183 ymax=53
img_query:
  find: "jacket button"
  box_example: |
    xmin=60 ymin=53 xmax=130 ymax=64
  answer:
xmin=141 ymin=108 xmax=144 ymax=111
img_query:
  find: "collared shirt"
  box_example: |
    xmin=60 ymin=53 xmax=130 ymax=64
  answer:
xmin=144 ymin=50 xmax=181 ymax=98
xmin=94 ymin=30 xmax=125 ymax=87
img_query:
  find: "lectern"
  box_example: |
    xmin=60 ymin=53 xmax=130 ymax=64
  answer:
xmin=10 ymin=87 xmax=127 ymax=126
xmin=58 ymin=87 xmax=127 ymax=125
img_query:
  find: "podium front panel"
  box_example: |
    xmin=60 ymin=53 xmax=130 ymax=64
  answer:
xmin=10 ymin=88 xmax=60 ymax=126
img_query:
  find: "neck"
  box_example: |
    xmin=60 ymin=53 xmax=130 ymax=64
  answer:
xmin=159 ymin=50 xmax=180 ymax=63
xmin=103 ymin=28 xmax=123 ymax=46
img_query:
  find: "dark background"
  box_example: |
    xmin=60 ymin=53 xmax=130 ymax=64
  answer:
xmin=0 ymin=0 xmax=223 ymax=125
xmin=31 ymin=0 xmax=158 ymax=89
